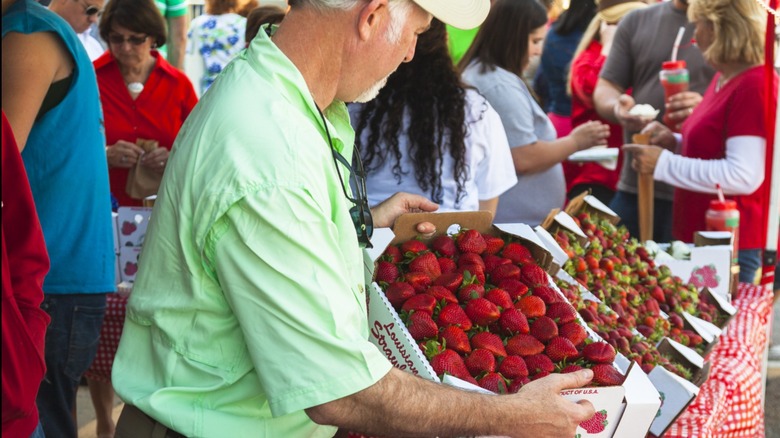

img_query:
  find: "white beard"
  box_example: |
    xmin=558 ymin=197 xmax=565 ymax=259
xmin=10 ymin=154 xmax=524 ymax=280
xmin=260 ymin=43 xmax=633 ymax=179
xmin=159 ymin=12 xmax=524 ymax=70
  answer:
xmin=352 ymin=75 xmax=390 ymax=103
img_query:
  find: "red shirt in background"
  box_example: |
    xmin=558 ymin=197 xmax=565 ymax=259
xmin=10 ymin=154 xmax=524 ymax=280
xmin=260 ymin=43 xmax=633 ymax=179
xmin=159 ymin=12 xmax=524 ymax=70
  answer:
xmin=1 ymin=111 xmax=51 ymax=438
xmin=564 ymin=39 xmax=625 ymax=193
xmin=95 ymin=51 xmax=198 ymax=207
xmin=674 ymin=66 xmax=778 ymax=249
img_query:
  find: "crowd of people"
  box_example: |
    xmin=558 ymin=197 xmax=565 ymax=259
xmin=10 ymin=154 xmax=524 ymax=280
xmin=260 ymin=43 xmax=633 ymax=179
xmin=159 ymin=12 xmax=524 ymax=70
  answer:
xmin=2 ymin=0 xmax=777 ymax=437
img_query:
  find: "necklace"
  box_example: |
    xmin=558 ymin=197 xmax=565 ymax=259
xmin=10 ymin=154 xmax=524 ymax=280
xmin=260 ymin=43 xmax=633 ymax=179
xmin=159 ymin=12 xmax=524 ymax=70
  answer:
xmin=127 ymin=82 xmax=144 ymax=94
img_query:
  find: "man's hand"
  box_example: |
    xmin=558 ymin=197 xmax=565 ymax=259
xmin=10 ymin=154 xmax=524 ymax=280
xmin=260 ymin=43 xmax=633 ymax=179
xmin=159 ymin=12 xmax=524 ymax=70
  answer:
xmin=641 ymin=121 xmax=677 ymax=151
xmin=664 ymin=91 xmax=702 ymax=130
xmin=370 ymin=193 xmax=438 ymax=233
xmin=613 ymin=94 xmax=651 ymax=133
xmin=622 ymin=144 xmax=663 ymax=175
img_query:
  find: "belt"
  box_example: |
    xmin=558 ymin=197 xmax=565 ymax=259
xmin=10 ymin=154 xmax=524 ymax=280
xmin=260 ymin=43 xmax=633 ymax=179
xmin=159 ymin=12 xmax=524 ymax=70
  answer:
xmin=115 ymin=404 xmax=187 ymax=438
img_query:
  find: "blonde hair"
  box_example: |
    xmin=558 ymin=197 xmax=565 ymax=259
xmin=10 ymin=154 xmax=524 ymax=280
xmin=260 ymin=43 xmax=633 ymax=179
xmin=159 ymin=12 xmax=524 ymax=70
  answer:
xmin=687 ymin=0 xmax=765 ymax=66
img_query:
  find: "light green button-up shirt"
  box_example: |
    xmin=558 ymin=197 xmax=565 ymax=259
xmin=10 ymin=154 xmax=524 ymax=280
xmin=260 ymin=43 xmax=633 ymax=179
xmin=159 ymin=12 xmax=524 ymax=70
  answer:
xmin=112 ymin=28 xmax=392 ymax=437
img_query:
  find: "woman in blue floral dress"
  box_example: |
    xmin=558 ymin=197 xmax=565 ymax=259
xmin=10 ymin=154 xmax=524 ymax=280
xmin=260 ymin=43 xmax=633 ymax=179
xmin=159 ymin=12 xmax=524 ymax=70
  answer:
xmin=186 ymin=0 xmax=246 ymax=95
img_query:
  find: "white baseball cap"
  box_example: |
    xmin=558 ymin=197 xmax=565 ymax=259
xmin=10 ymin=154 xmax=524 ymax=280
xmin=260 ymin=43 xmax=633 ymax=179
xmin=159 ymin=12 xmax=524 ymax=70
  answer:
xmin=411 ymin=0 xmax=491 ymax=29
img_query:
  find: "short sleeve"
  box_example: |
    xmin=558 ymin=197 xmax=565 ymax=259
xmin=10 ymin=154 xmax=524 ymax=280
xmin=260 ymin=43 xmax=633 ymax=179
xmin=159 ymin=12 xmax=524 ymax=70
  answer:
xmin=725 ymin=77 xmax=771 ymax=139
xmin=599 ymin=15 xmax=634 ymax=90
xmin=467 ymin=97 xmax=518 ymax=200
xmin=480 ymin=81 xmax=538 ymax=147
xmin=570 ymin=46 xmax=604 ymax=110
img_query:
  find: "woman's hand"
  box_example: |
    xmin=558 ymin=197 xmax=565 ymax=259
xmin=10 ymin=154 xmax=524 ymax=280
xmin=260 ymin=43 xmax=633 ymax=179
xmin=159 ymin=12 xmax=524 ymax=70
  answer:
xmin=622 ymin=144 xmax=663 ymax=175
xmin=570 ymin=120 xmax=610 ymax=151
xmin=370 ymin=193 xmax=439 ymax=234
xmin=641 ymin=121 xmax=677 ymax=151
xmin=664 ymin=91 xmax=702 ymax=130
xmin=141 ymin=147 xmax=170 ymax=174
xmin=107 ymin=140 xmax=145 ymax=168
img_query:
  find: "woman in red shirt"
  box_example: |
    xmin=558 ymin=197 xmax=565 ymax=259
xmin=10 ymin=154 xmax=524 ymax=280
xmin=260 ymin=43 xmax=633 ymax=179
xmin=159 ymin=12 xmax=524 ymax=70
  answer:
xmin=564 ymin=0 xmax=647 ymax=204
xmin=97 ymin=0 xmax=197 ymax=207
xmin=626 ymin=0 xmax=777 ymax=285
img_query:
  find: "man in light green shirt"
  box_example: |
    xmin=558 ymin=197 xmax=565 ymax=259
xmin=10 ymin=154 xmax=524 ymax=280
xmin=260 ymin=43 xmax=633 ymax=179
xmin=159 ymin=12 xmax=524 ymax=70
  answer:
xmin=113 ymin=1 xmax=596 ymax=437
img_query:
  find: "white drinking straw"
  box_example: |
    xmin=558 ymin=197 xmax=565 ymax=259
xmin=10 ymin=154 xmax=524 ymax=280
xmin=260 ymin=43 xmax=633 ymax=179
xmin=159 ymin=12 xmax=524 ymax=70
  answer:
xmin=670 ymin=26 xmax=686 ymax=61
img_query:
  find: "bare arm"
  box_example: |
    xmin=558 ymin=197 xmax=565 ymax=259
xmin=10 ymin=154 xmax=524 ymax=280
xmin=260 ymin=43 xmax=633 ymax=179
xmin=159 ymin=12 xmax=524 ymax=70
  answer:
xmin=593 ymin=77 xmax=624 ymax=124
xmin=478 ymin=197 xmax=499 ymax=217
xmin=306 ymin=367 xmax=595 ymax=438
xmin=512 ymin=121 xmax=610 ymax=174
xmin=2 ymin=32 xmax=73 ymax=151
xmin=166 ymin=15 xmax=187 ymax=70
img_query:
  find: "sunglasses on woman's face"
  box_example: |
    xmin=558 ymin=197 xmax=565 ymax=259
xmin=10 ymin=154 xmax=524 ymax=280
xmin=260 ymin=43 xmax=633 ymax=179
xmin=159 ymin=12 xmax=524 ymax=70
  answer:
xmin=108 ymin=33 xmax=149 ymax=46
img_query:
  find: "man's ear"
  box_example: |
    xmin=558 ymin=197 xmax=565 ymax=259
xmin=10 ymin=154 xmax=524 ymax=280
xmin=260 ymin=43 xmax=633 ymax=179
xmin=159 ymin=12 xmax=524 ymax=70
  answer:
xmin=357 ymin=0 xmax=389 ymax=42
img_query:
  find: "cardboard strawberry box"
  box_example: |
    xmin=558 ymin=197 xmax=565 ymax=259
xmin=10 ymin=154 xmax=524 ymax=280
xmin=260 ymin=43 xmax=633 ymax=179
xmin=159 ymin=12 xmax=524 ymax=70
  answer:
xmin=564 ymin=192 xmax=620 ymax=225
xmin=365 ymin=212 xmax=660 ymax=438
xmin=116 ymin=206 xmax=153 ymax=248
xmin=655 ymin=233 xmax=733 ymax=302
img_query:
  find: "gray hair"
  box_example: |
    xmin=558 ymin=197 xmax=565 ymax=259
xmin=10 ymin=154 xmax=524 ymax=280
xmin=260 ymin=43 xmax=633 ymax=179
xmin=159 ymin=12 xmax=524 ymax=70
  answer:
xmin=290 ymin=0 xmax=414 ymax=43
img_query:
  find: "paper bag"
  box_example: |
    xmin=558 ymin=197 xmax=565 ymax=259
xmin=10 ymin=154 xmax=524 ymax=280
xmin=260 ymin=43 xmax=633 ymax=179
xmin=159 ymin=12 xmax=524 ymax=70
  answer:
xmin=125 ymin=139 xmax=162 ymax=200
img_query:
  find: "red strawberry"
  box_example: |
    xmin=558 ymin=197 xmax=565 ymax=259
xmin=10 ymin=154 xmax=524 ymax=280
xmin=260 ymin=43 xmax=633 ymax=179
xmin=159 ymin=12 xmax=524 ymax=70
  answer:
xmin=456 ymin=229 xmax=487 ymax=254
xmin=409 ymin=252 xmax=441 ymax=280
xmin=499 ymin=308 xmax=529 ymax=335
xmin=524 ymin=354 xmax=554 ymax=375
xmin=482 ymin=234 xmax=505 ymax=255
xmin=374 ymin=261 xmax=399 ymax=284
xmin=478 ymin=372 xmax=508 ymax=394
xmin=440 ymin=325 xmax=471 ymax=354
xmin=580 ymin=410 xmax=609 ymax=434
xmin=582 ymin=342 xmax=616 ymax=364
xmin=560 ymin=364 xmax=585 ymax=373
xmin=433 ymin=271 xmax=464 ymax=291
xmin=405 ymin=271 xmax=432 ymax=292
xmin=508 ymin=376 xmax=530 ymax=393
xmin=437 ymin=303 xmax=473 ymax=331
xmin=458 ymin=283 xmax=485 ymax=302
xmin=430 ymin=349 xmax=473 ymax=382
xmin=502 ymin=242 xmax=534 ymax=264
xmin=401 ymin=294 xmax=437 ymax=315
xmin=490 ymin=264 xmax=521 ymax=284
xmin=406 ymin=311 xmax=438 ymax=341
xmin=431 ymin=235 xmax=457 ymax=257
xmin=520 ymin=264 xmax=547 ymax=288
xmin=545 ymin=336 xmax=579 ymax=362
xmin=470 ymin=332 xmax=507 ymax=357
xmin=545 ymin=302 xmax=577 ymax=325
xmin=558 ymin=322 xmax=588 ymax=347
xmin=530 ymin=370 xmax=551 ymax=381
xmin=498 ymin=279 xmax=529 ymax=301
xmin=425 ymin=285 xmax=458 ymax=305
xmin=516 ymin=295 xmax=546 ymax=318
xmin=498 ymin=355 xmax=528 ymax=379
xmin=121 ymin=221 xmax=137 ymax=236
xmin=505 ymin=334 xmax=544 ymax=357
xmin=483 ymin=254 xmax=511 ymax=275
xmin=437 ymin=257 xmax=457 ymax=274
xmin=530 ymin=316 xmax=558 ymax=343
xmin=591 ymin=363 xmax=625 ymax=386
xmin=485 ymin=288 xmax=513 ymax=310
xmin=384 ymin=282 xmax=415 ymax=308
xmin=531 ymin=285 xmax=559 ymax=304
xmin=382 ymin=245 xmax=402 ymax=263
xmin=458 ymin=252 xmax=486 ymax=269
xmin=465 ymin=348 xmax=497 ymax=375
xmin=465 ymin=298 xmax=501 ymax=326
xmin=400 ymin=239 xmax=428 ymax=255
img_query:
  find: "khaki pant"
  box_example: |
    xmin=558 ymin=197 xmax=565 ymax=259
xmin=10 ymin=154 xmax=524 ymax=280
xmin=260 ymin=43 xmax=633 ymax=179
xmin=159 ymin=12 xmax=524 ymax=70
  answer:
xmin=115 ymin=404 xmax=186 ymax=438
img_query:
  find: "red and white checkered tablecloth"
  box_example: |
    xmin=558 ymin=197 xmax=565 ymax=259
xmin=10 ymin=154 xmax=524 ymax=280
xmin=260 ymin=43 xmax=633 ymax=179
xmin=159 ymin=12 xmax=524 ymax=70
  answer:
xmin=664 ymin=283 xmax=774 ymax=438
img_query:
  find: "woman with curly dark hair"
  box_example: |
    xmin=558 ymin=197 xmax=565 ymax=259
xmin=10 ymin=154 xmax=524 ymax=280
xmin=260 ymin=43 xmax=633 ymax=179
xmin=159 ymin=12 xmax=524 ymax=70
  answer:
xmin=350 ymin=19 xmax=516 ymax=216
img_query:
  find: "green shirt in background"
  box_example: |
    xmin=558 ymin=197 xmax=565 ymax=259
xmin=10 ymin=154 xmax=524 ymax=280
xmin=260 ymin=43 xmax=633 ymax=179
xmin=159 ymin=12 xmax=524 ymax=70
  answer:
xmin=446 ymin=24 xmax=479 ymax=65
xmin=155 ymin=0 xmax=187 ymax=58
xmin=112 ymin=28 xmax=392 ymax=437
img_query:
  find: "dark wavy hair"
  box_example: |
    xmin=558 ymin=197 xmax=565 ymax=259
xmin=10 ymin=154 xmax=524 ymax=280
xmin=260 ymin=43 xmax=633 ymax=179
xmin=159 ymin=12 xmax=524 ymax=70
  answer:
xmin=352 ymin=19 xmax=470 ymax=207
xmin=457 ymin=0 xmax=548 ymax=77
